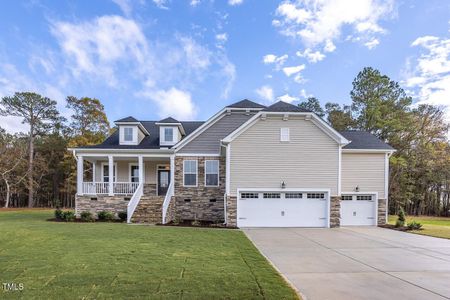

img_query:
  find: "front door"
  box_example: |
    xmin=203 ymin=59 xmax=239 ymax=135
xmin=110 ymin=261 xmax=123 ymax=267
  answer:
xmin=158 ymin=170 xmax=170 ymax=195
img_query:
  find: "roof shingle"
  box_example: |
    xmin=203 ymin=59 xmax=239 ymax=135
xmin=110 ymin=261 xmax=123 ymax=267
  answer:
xmin=340 ymin=131 xmax=394 ymax=150
xmin=263 ymin=101 xmax=310 ymax=112
xmin=227 ymin=99 xmax=266 ymax=109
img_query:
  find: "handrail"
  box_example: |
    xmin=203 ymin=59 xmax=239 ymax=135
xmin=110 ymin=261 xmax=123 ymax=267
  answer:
xmin=162 ymin=181 xmax=174 ymax=224
xmin=127 ymin=182 xmax=143 ymax=223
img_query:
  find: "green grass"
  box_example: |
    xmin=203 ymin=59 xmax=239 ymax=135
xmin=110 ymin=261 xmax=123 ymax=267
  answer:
xmin=388 ymin=215 xmax=450 ymax=239
xmin=0 ymin=210 xmax=298 ymax=299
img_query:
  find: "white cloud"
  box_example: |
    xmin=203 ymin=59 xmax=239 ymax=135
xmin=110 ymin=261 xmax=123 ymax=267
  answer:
xmin=277 ymin=93 xmax=299 ymax=103
xmin=153 ymin=0 xmax=169 ymax=9
xmin=112 ymin=0 xmax=133 ymax=15
xmin=262 ymin=54 xmax=289 ymax=69
xmin=145 ymin=87 xmax=196 ymax=120
xmin=296 ymin=48 xmax=325 ymax=63
xmin=228 ymin=0 xmax=243 ymax=6
xmin=364 ymin=38 xmax=380 ymax=49
xmin=178 ymin=36 xmax=211 ymax=70
xmin=255 ymin=85 xmax=274 ymax=102
xmin=216 ymin=33 xmax=228 ymax=43
xmin=282 ymin=64 xmax=305 ymax=77
xmin=273 ymin=0 xmax=394 ymax=51
xmin=190 ymin=0 xmax=201 ymax=6
xmin=405 ymin=32 xmax=450 ymax=123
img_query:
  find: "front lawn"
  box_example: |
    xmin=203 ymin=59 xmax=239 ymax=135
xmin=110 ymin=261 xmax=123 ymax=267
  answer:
xmin=388 ymin=215 xmax=450 ymax=239
xmin=0 ymin=209 xmax=298 ymax=299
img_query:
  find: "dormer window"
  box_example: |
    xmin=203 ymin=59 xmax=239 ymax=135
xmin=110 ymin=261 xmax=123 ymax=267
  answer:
xmin=124 ymin=127 xmax=134 ymax=142
xmin=164 ymin=127 xmax=174 ymax=143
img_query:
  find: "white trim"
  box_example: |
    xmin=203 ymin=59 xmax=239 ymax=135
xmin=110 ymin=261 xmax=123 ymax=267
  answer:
xmin=119 ymin=126 xmax=138 ymax=145
xmin=280 ymin=128 xmax=290 ymax=142
xmin=225 ymin=144 xmax=231 ymax=195
xmin=68 ymin=150 xmax=173 ymax=156
xmin=77 ymin=155 xmax=83 ymax=195
xmin=385 ymin=152 xmax=390 ymax=221
xmin=176 ymin=153 xmax=221 ymax=157
xmin=338 ymin=145 xmax=342 ymax=195
xmin=342 ymin=149 xmax=396 ymax=154
xmin=340 ymin=191 xmax=379 ymax=226
xmin=101 ymin=162 xmax=118 ymax=182
xmin=92 ymin=161 xmax=96 ymax=182
xmin=237 ymin=188 xmax=331 ymax=228
xmin=114 ymin=121 xmax=150 ymax=135
xmin=204 ymin=160 xmax=220 ymax=187
xmin=222 ymin=112 xmax=349 ymax=145
xmin=182 ymin=159 xmax=198 ymax=187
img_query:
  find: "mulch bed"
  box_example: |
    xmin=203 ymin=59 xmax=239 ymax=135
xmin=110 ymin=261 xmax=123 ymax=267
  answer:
xmin=158 ymin=220 xmax=237 ymax=229
xmin=379 ymin=224 xmax=423 ymax=232
xmin=47 ymin=218 xmax=125 ymax=223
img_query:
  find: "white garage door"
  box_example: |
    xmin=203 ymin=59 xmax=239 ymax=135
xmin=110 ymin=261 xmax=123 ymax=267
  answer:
xmin=237 ymin=191 xmax=329 ymax=227
xmin=341 ymin=194 xmax=377 ymax=226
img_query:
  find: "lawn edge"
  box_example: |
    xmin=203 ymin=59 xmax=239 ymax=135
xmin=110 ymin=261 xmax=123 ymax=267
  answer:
xmin=242 ymin=230 xmax=303 ymax=300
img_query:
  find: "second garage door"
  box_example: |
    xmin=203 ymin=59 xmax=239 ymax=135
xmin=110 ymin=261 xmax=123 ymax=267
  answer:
xmin=237 ymin=191 xmax=329 ymax=227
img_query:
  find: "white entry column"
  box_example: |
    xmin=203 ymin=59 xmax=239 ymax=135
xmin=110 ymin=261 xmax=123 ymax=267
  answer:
xmin=108 ymin=155 xmax=114 ymax=196
xmin=77 ymin=155 xmax=84 ymax=195
xmin=138 ymin=155 xmax=144 ymax=185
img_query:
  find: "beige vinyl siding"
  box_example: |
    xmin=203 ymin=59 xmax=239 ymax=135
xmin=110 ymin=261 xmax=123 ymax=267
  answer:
xmin=93 ymin=160 xmax=168 ymax=184
xmin=179 ymin=111 xmax=255 ymax=154
xmin=341 ymin=153 xmax=386 ymax=198
xmin=229 ymin=116 xmax=339 ymax=196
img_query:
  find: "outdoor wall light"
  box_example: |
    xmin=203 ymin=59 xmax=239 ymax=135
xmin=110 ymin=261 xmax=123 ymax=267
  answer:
xmin=355 ymin=185 xmax=360 ymax=192
xmin=281 ymin=181 xmax=286 ymax=189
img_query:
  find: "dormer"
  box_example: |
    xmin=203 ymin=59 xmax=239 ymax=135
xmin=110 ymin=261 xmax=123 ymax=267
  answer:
xmin=156 ymin=117 xmax=185 ymax=147
xmin=114 ymin=116 xmax=149 ymax=146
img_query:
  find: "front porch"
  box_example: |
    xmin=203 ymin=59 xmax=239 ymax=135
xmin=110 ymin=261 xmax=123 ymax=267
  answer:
xmin=76 ymin=154 xmax=174 ymax=197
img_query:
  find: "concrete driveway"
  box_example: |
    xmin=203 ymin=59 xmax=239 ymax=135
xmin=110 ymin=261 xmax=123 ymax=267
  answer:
xmin=243 ymin=227 xmax=450 ymax=300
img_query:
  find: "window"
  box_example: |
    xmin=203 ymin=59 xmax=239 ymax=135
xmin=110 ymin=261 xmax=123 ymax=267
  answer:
xmin=280 ymin=128 xmax=290 ymax=142
xmin=285 ymin=193 xmax=303 ymax=199
xmin=341 ymin=195 xmax=353 ymax=201
xmin=183 ymin=160 xmax=197 ymax=186
xmin=263 ymin=193 xmax=281 ymax=199
xmin=102 ymin=164 xmax=116 ymax=182
xmin=357 ymin=195 xmax=373 ymax=201
xmin=124 ymin=127 xmax=134 ymax=142
xmin=241 ymin=193 xmax=258 ymax=199
xmin=164 ymin=127 xmax=174 ymax=142
xmin=205 ymin=160 xmax=219 ymax=186
xmin=130 ymin=165 xmax=139 ymax=183
xmin=307 ymin=193 xmax=325 ymax=199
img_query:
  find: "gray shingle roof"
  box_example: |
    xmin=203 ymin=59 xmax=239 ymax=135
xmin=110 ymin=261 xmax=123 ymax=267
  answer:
xmin=115 ymin=116 xmax=138 ymax=122
xmin=158 ymin=117 xmax=180 ymax=123
xmin=340 ymin=131 xmax=394 ymax=150
xmin=227 ymin=99 xmax=266 ymax=109
xmin=263 ymin=101 xmax=310 ymax=112
xmin=79 ymin=121 xmax=204 ymax=149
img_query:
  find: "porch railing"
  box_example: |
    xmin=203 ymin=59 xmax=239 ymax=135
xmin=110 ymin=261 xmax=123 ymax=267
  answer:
xmin=127 ymin=182 xmax=143 ymax=223
xmin=162 ymin=181 xmax=174 ymax=224
xmin=81 ymin=182 xmax=139 ymax=195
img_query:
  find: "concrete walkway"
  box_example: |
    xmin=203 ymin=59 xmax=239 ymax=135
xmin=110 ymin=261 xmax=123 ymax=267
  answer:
xmin=243 ymin=227 xmax=450 ymax=300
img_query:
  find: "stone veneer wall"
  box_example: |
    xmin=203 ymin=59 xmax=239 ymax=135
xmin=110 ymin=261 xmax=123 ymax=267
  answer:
xmin=75 ymin=195 xmax=129 ymax=218
xmin=330 ymin=196 xmax=341 ymax=228
xmin=225 ymin=196 xmax=237 ymax=227
xmin=378 ymin=198 xmax=387 ymax=225
xmin=173 ymin=156 xmax=225 ymax=222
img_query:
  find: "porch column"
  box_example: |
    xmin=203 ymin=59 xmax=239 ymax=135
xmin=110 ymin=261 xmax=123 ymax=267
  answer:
xmin=108 ymin=155 xmax=114 ymax=196
xmin=170 ymin=155 xmax=175 ymax=187
xmin=138 ymin=155 xmax=144 ymax=185
xmin=92 ymin=161 xmax=96 ymax=182
xmin=77 ymin=155 xmax=84 ymax=196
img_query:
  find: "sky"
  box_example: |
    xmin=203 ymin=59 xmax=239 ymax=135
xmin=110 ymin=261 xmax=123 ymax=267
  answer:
xmin=0 ymin=0 xmax=449 ymax=133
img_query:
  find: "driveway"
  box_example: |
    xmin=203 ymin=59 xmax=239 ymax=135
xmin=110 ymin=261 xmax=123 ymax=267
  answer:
xmin=243 ymin=227 xmax=450 ymax=300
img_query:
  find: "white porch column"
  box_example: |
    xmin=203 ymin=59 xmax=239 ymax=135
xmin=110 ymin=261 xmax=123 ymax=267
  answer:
xmin=138 ymin=155 xmax=144 ymax=185
xmin=170 ymin=155 xmax=175 ymax=185
xmin=92 ymin=161 xmax=96 ymax=182
xmin=77 ymin=155 xmax=84 ymax=196
xmin=108 ymin=155 xmax=114 ymax=196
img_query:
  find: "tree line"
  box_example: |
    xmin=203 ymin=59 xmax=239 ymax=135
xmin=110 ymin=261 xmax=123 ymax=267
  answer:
xmin=1 ymin=67 xmax=449 ymax=215
xmin=298 ymin=67 xmax=450 ymax=216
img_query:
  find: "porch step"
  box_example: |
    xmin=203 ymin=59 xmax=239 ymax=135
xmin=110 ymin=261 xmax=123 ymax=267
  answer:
xmin=131 ymin=196 xmax=164 ymax=224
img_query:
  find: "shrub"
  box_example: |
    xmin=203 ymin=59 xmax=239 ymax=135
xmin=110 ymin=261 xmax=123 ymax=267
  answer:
xmin=395 ymin=208 xmax=406 ymax=228
xmin=407 ymin=221 xmax=422 ymax=231
xmin=98 ymin=211 xmax=115 ymax=221
xmin=80 ymin=211 xmax=95 ymax=222
xmin=172 ymin=218 xmax=181 ymax=225
xmin=118 ymin=211 xmax=127 ymax=222
xmin=191 ymin=220 xmax=201 ymax=226
xmin=54 ymin=209 xmax=63 ymax=220
xmin=62 ymin=211 xmax=75 ymax=222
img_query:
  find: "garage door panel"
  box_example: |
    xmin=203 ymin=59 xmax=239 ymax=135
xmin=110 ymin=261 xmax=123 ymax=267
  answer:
xmin=341 ymin=194 xmax=377 ymax=226
xmin=237 ymin=191 xmax=328 ymax=228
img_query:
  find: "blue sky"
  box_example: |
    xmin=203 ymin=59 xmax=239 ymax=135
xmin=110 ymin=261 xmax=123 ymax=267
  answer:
xmin=0 ymin=0 xmax=449 ymax=132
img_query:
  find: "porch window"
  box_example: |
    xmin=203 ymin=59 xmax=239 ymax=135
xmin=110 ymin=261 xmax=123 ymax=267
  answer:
xmin=130 ymin=165 xmax=139 ymax=183
xmin=205 ymin=160 xmax=219 ymax=186
xmin=183 ymin=160 xmax=197 ymax=186
xmin=102 ymin=164 xmax=116 ymax=182
xmin=164 ymin=127 xmax=174 ymax=142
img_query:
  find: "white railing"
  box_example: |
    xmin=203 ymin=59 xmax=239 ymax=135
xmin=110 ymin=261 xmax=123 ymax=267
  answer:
xmin=162 ymin=181 xmax=174 ymax=224
xmin=127 ymin=182 xmax=143 ymax=223
xmin=114 ymin=182 xmax=139 ymax=194
xmin=82 ymin=182 xmax=109 ymax=194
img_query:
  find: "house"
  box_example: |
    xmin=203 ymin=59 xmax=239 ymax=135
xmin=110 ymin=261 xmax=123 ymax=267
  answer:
xmin=70 ymin=99 xmax=395 ymax=227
